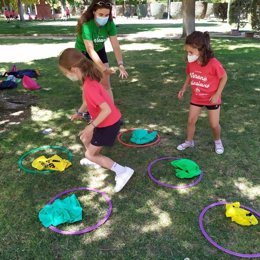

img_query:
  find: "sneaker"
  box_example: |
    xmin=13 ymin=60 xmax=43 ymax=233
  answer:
xmin=115 ymin=167 xmax=134 ymax=192
xmin=215 ymin=140 xmax=224 ymax=154
xmin=80 ymin=158 xmax=101 ymax=169
xmin=177 ymin=140 xmax=194 ymax=151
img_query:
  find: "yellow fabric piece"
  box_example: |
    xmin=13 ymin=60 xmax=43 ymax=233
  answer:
xmin=32 ymin=154 xmax=72 ymax=172
xmin=225 ymin=202 xmax=258 ymax=226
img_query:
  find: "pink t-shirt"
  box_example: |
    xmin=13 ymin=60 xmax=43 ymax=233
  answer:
xmin=83 ymin=77 xmax=121 ymax=127
xmin=186 ymin=58 xmax=226 ymax=105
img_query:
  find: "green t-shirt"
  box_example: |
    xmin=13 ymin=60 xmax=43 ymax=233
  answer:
xmin=75 ymin=19 xmax=117 ymax=52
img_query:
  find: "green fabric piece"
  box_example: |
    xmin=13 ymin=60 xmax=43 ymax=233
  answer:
xmin=39 ymin=194 xmax=83 ymax=228
xmin=130 ymin=129 xmax=158 ymax=144
xmin=170 ymin=159 xmax=201 ymax=179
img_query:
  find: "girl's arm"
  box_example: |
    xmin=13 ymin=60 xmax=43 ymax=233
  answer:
xmin=210 ymin=72 xmax=228 ymax=104
xmin=91 ymin=102 xmax=111 ymax=127
xmin=178 ymin=75 xmax=191 ymax=100
xmin=84 ymin=40 xmax=115 ymax=75
xmin=109 ymin=36 xmax=128 ymax=78
xmin=71 ymin=93 xmax=88 ymax=121
xmin=79 ymin=102 xmax=111 ymax=138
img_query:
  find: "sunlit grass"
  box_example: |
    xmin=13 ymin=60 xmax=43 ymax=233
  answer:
xmin=0 ymin=35 xmax=260 ymax=259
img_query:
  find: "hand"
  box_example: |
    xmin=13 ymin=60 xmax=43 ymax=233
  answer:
xmin=209 ymin=93 xmax=220 ymax=104
xmin=79 ymin=125 xmax=94 ymax=145
xmin=70 ymin=113 xmax=83 ymax=121
xmin=103 ymin=67 xmax=116 ymax=75
xmin=118 ymin=65 xmax=128 ymax=79
xmin=178 ymin=88 xmax=186 ymax=100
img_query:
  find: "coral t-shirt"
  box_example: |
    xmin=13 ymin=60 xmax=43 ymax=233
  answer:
xmin=186 ymin=58 xmax=226 ymax=105
xmin=83 ymin=77 xmax=121 ymax=128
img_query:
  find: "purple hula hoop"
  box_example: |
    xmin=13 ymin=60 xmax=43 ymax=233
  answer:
xmin=47 ymin=187 xmax=112 ymax=235
xmin=199 ymin=201 xmax=260 ymax=258
xmin=147 ymin=157 xmax=203 ymax=189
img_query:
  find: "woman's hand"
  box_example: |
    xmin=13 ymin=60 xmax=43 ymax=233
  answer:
xmin=178 ymin=87 xmax=186 ymax=100
xmin=103 ymin=67 xmax=116 ymax=75
xmin=118 ymin=65 xmax=128 ymax=79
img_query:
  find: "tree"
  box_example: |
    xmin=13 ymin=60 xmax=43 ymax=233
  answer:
xmin=182 ymin=0 xmax=195 ymax=37
xmin=251 ymin=0 xmax=260 ymax=32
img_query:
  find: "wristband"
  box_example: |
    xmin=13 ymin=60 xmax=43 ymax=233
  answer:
xmin=118 ymin=61 xmax=124 ymax=66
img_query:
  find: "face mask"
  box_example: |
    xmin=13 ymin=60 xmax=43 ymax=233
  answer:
xmin=95 ymin=16 xmax=109 ymax=26
xmin=66 ymin=73 xmax=78 ymax=81
xmin=187 ymin=54 xmax=199 ymax=63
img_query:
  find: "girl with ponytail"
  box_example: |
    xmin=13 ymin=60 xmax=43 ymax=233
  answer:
xmin=59 ymin=48 xmax=134 ymax=192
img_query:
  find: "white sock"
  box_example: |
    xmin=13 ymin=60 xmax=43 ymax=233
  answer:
xmin=111 ymin=162 xmax=125 ymax=175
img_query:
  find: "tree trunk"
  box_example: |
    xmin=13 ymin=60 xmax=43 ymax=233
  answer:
xmin=18 ymin=0 xmax=25 ymax=21
xmin=182 ymin=0 xmax=195 ymax=38
xmin=227 ymin=0 xmax=232 ymax=24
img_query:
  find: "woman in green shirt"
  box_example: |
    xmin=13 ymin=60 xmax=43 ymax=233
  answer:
xmin=73 ymin=0 xmax=128 ymax=120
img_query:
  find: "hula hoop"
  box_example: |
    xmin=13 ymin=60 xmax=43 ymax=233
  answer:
xmin=199 ymin=201 xmax=260 ymax=258
xmin=47 ymin=187 xmax=112 ymax=235
xmin=18 ymin=145 xmax=73 ymax=174
xmin=117 ymin=128 xmax=160 ymax=148
xmin=147 ymin=157 xmax=203 ymax=189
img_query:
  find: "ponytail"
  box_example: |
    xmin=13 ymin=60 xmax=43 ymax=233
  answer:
xmin=59 ymin=48 xmax=102 ymax=82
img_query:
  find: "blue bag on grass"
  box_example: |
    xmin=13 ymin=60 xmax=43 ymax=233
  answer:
xmin=0 ymin=80 xmax=18 ymax=90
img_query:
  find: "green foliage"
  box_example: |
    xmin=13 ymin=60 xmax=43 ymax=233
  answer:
xmin=229 ymin=0 xmax=252 ymax=30
xmin=213 ymin=3 xmax=228 ymax=21
xmin=251 ymin=0 xmax=260 ymax=32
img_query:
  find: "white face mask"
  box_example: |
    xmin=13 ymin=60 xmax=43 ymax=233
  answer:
xmin=187 ymin=54 xmax=199 ymax=63
xmin=66 ymin=73 xmax=78 ymax=81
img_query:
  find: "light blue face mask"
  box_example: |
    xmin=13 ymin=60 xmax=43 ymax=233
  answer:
xmin=95 ymin=16 xmax=109 ymax=26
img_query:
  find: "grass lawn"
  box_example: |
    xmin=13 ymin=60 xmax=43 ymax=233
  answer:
xmin=0 ymin=28 xmax=260 ymax=259
xmin=0 ymin=18 xmax=223 ymax=35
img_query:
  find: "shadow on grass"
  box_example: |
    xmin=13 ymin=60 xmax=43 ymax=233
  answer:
xmin=0 ymin=37 xmax=259 ymax=259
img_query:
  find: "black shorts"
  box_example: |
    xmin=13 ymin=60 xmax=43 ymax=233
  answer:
xmin=82 ymin=47 xmax=108 ymax=64
xmin=190 ymin=103 xmax=220 ymax=110
xmin=91 ymin=119 xmax=121 ymax=147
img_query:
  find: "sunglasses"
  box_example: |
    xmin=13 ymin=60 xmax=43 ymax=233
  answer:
xmin=95 ymin=1 xmax=113 ymax=7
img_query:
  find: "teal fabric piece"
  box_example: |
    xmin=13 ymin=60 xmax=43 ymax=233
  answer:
xmin=170 ymin=159 xmax=201 ymax=179
xmin=130 ymin=129 xmax=158 ymax=144
xmin=39 ymin=194 xmax=83 ymax=228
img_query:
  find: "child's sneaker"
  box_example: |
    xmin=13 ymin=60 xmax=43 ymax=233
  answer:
xmin=215 ymin=140 xmax=224 ymax=154
xmin=80 ymin=158 xmax=101 ymax=169
xmin=177 ymin=140 xmax=194 ymax=151
xmin=115 ymin=167 xmax=134 ymax=192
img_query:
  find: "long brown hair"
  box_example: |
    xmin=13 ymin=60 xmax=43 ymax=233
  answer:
xmin=185 ymin=31 xmax=214 ymax=66
xmin=59 ymin=48 xmax=102 ymax=82
xmin=76 ymin=0 xmax=113 ymax=35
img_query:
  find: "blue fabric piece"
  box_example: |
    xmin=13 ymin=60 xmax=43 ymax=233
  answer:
xmin=39 ymin=194 xmax=83 ymax=228
xmin=130 ymin=129 xmax=158 ymax=144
